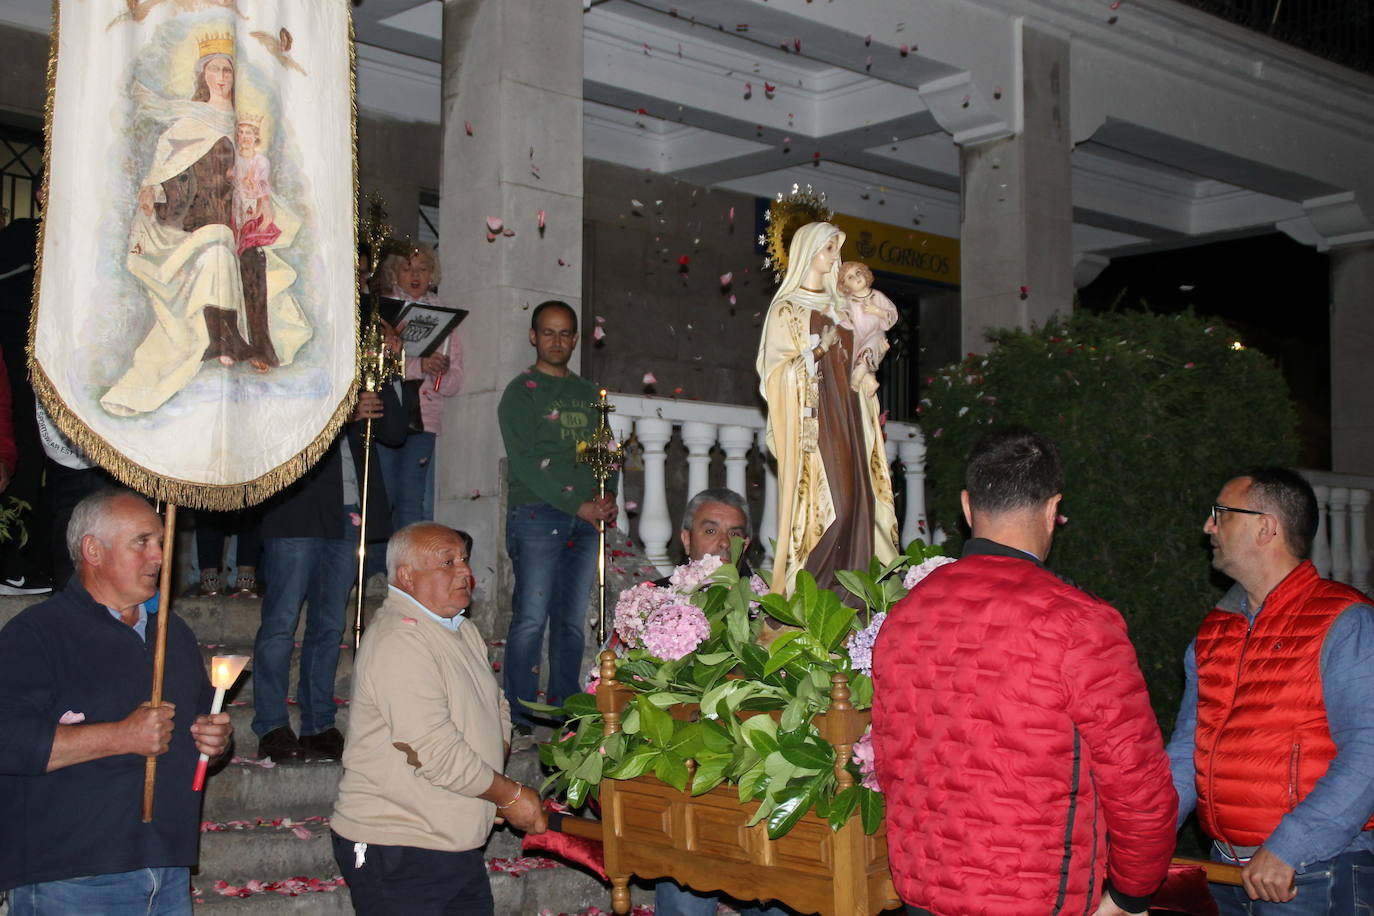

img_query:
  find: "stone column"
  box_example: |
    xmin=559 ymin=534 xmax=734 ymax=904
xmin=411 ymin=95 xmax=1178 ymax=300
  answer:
xmin=1330 ymin=241 xmax=1374 ymax=475
xmin=435 ymin=0 xmax=583 ymax=633
xmin=958 ymin=25 xmax=1074 ymax=353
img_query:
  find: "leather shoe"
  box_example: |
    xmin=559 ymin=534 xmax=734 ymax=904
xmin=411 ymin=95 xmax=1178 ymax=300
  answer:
xmin=300 ymin=727 xmax=345 ymax=760
xmin=257 ymin=726 xmax=305 ymax=761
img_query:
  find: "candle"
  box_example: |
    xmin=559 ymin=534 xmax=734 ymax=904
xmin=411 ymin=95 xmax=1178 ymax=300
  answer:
xmin=193 ymin=655 xmax=249 ymax=792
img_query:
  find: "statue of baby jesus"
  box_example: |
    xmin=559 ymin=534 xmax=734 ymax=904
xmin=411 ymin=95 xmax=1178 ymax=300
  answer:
xmin=838 ymin=261 xmax=898 ymax=397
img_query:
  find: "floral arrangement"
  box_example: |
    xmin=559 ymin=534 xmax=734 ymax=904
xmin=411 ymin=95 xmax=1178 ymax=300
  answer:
xmin=534 ymin=538 xmax=949 ymax=840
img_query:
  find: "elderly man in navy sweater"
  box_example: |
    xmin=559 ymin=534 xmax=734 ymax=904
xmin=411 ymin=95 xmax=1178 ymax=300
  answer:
xmin=0 ymin=489 xmax=232 ymax=915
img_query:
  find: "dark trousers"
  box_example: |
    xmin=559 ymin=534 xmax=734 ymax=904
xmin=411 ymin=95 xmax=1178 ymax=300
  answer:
xmin=331 ymin=831 xmax=493 ymax=916
xmin=905 ymin=907 xmax=936 ymax=916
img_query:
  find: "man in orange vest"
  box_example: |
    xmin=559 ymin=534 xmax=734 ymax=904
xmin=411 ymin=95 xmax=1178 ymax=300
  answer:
xmin=1167 ymin=467 xmax=1374 ymax=913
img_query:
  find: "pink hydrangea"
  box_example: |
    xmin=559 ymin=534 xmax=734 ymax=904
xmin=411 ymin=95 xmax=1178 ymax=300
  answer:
xmin=641 ymin=602 xmax=710 ymax=660
xmin=851 ymin=726 xmax=880 ymax=792
xmin=902 ymin=555 xmax=956 ymax=590
xmin=668 ymin=554 xmax=724 ymax=592
xmin=612 ymin=581 xmax=674 ymax=649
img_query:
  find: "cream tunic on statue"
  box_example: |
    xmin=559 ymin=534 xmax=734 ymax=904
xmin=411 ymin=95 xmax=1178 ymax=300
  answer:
xmin=100 ymin=88 xmax=310 ymax=417
xmin=757 ymin=222 xmax=898 ymax=596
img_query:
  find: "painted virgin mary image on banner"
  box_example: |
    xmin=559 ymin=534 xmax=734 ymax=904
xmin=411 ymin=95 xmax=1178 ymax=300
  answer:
xmin=101 ymin=31 xmax=310 ymax=418
xmin=756 ymin=221 xmax=899 ymax=596
xmin=32 ymin=3 xmax=355 ymax=508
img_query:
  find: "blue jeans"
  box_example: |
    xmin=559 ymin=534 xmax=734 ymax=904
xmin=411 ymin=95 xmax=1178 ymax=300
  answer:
xmin=252 ymin=515 xmax=358 ymax=737
xmin=8 ymin=866 xmax=191 ymax=915
xmin=376 ymin=431 xmax=436 ymax=531
xmin=504 ymin=503 xmax=599 ymax=726
xmin=655 ymin=879 xmax=791 ymax=916
xmin=1211 ymin=848 xmax=1374 ymax=915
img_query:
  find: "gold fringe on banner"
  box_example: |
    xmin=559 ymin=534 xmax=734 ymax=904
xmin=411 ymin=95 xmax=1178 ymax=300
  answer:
xmin=28 ymin=0 xmax=364 ymax=513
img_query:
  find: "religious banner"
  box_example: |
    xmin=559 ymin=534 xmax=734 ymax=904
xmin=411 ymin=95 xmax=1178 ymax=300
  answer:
xmin=32 ymin=0 xmax=357 ymax=509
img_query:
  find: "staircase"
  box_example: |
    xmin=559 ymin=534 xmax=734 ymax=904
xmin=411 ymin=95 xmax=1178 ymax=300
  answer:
xmin=0 ymin=584 xmax=657 ymax=915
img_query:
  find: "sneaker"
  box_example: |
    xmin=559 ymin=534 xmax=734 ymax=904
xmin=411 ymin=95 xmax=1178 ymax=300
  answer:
xmin=510 ymin=724 xmax=537 ymax=751
xmin=0 ymin=575 xmax=52 ymax=596
xmin=300 ymin=727 xmax=346 ymax=760
xmin=257 ymin=726 xmax=305 ymax=761
xmin=198 ymin=569 xmax=224 ymax=597
xmin=231 ymin=568 xmax=260 ymax=598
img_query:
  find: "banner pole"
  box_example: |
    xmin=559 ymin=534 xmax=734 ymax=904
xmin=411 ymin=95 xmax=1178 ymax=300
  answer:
xmin=353 ymin=418 xmax=375 ymax=649
xmin=142 ymin=503 xmax=177 ymax=822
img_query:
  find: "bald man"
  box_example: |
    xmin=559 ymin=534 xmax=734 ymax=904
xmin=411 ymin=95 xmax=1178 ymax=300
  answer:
xmin=331 ymin=522 xmax=545 ymax=915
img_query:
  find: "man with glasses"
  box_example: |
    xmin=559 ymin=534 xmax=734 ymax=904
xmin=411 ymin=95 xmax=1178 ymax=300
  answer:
xmin=1166 ymin=467 xmax=1374 ymax=914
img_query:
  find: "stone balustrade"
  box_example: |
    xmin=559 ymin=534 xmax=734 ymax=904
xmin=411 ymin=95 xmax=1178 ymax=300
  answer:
xmin=605 ymin=394 xmax=929 ymax=575
xmin=1301 ymin=470 xmax=1373 ymax=593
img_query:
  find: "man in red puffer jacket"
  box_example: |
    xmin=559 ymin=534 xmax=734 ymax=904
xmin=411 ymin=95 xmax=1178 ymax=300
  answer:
xmin=873 ymin=427 xmax=1176 ymax=916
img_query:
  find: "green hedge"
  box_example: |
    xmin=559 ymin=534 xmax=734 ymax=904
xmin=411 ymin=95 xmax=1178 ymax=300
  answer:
xmin=918 ymin=310 xmax=1298 ymax=726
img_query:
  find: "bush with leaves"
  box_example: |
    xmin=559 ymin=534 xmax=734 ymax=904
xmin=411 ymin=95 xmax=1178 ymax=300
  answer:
xmin=533 ymin=540 xmax=947 ymax=839
xmin=918 ymin=310 xmax=1298 ymax=725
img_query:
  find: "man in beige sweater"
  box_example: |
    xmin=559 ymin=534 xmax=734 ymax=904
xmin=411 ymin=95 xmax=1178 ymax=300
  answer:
xmin=331 ymin=523 xmax=546 ymax=914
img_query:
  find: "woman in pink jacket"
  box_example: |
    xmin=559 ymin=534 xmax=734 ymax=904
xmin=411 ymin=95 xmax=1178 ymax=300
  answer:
xmin=376 ymin=243 xmax=462 ymax=527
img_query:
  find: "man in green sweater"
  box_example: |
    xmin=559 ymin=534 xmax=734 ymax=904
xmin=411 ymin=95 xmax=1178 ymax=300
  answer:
xmin=498 ymin=301 xmax=616 ymax=742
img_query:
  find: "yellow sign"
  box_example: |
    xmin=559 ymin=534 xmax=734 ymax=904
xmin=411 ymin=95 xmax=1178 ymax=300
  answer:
xmin=831 ymin=213 xmax=960 ymax=286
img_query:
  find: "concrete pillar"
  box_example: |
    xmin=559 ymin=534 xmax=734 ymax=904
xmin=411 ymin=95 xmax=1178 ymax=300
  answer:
xmin=958 ymin=25 xmax=1074 ymax=353
xmin=1331 ymin=241 xmax=1374 ymax=475
xmin=435 ymin=0 xmax=583 ymax=633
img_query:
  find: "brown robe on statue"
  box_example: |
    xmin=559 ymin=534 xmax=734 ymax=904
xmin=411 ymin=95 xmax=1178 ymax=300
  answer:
xmin=805 ymin=310 xmax=875 ymax=589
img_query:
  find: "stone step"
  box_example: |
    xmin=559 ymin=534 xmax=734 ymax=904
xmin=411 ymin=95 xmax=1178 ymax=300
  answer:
xmin=191 ymin=883 xmax=352 ymax=914
xmin=197 ymin=820 xmax=336 ymax=886
xmin=204 ymin=759 xmax=343 ymax=822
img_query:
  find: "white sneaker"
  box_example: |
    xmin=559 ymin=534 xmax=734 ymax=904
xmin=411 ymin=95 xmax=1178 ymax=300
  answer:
xmin=0 ymin=576 xmax=52 ymax=596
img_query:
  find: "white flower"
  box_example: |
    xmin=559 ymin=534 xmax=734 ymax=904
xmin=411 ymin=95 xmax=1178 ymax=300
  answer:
xmin=903 ymin=555 xmax=956 ymax=590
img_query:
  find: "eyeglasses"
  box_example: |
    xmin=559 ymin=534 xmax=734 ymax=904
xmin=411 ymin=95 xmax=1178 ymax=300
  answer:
xmin=1211 ymin=504 xmax=1267 ymax=525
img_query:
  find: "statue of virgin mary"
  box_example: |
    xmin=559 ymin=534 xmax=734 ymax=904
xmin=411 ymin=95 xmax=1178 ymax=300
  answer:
xmin=756 ymin=221 xmax=899 ymax=596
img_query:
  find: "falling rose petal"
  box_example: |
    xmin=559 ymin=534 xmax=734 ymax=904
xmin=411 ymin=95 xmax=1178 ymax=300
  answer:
xmin=631 ymin=199 xmax=644 ymax=209
xmin=813 ymin=151 xmax=821 ymax=160
xmin=624 ymin=500 xmax=638 ymax=511
xmin=729 ymin=293 xmax=737 ymax=305
xmin=678 ymin=255 xmax=690 ymax=267
xmin=642 ymin=372 xmax=657 ymax=385
xmin=557 ymin=257 xmax=567 ymax=266
xmin=1110 ymin=0 xmax=1121 ymax=7
xmin=502 ymin=228 xmax=515 ymax=237
xmin=485 ymin=231 xmax=496 ymax=242
xmin=865 ymin=55 xmax=873 ymax=70
xmin=525 ymin=380 xmax=537 ymax=389
xmin=464 ymin=120 xmax=473 ymax=136
xmin=782 ymin=136 xmax=791 ymax=144
xmin=470 ymin=489 xmax=481 ymax=499
xmin=764 ymin=82 xmax=776 ymax=94
xmin=537 ymin=209 xmax=546 ymax=229
xmin=865 ymin=34 xmax=872 ymax=45
xmin=719 ymin=272 xmax=733 ymax=286
xmin=672 ymin=386 xmax=683 ymax=396
xmin=593 ymin=326 xmax=605 ymax=341
xmin=596 ymin=315 xmax=606 ymax=324
xmin=540 ymin=458 xmax=551 ymax=469
xmin=636 ymin=107 xmax=649 ymax=115
xmin=900 ymin=44 xmax=910 ymax=56
xmin=486 ymin=216 xmax=504 ymax=233
xmin=291 ymin=825 xmax=312 ymax=841
xmin=728 ymin=206 xmax=735 ymax=223
xmin=546 ymin=409 xmax=560 ymax=420
xmin=793 ymin=37 xmax=801 ymax=51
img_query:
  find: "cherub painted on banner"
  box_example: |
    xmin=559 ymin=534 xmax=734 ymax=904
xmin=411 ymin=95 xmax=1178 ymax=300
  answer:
xmin=100 ymin=24 xmax=311 ymax=418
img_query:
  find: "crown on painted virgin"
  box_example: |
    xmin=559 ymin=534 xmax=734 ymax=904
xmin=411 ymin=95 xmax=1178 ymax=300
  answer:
xmin=197 ymin=32 xmax=235 ymax=59
xmin=237 ymin=111 xmax=266 ymax=130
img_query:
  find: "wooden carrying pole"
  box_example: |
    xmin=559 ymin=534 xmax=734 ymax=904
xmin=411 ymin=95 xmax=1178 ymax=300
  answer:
xmin=142 ymin=503 xmax=177 ymax=822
